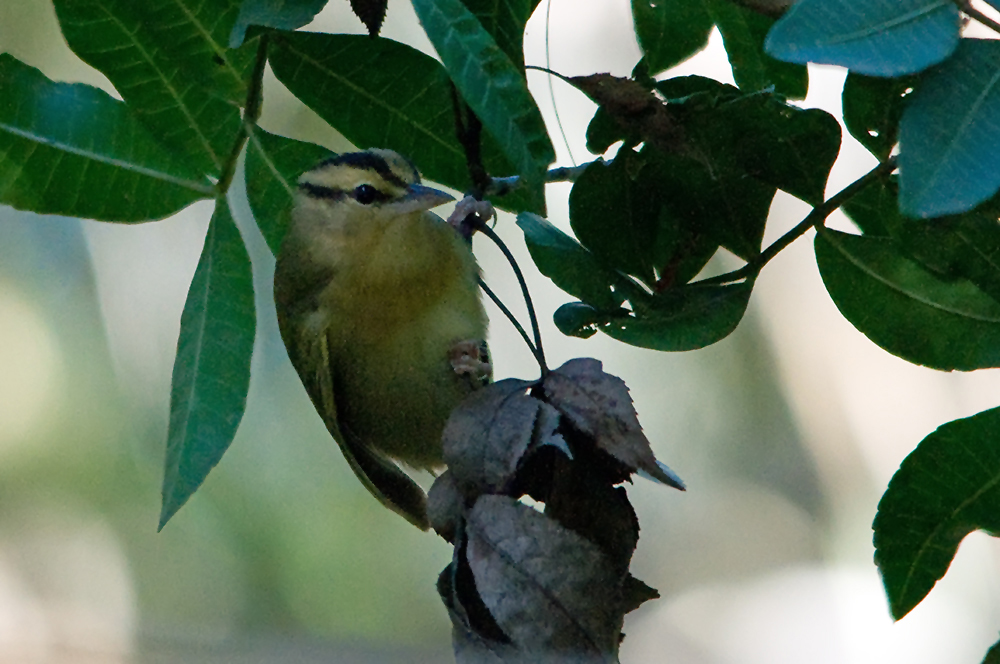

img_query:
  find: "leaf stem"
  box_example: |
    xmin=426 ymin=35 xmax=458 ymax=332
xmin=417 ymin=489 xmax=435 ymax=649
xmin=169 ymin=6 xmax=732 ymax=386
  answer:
xmin=471 ymin=219 xmax=549 ymax=376
xmin=955 ymin=0 xmax=1000 ymax=35
xmin=215 ymin=35 xmax=269 ymax=196
xmin=698 ymin=156 xmax=898 ymax=286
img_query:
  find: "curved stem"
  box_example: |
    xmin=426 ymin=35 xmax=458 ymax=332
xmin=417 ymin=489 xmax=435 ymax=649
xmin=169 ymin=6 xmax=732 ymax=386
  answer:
xmin=698 ymin=156 xmax=898 ymax=286
xmin=473 ymin=220 xmax=548 ymax=376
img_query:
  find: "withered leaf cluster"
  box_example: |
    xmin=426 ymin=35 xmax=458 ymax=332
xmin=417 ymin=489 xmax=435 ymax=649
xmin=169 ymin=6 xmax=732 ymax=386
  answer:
xmin=430 ymin=358 xmax=683 ymax=663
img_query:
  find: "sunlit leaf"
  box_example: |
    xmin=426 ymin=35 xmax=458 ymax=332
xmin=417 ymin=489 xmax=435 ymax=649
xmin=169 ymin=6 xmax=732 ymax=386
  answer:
xmin=765 ymin=0 xmax=960 ymax=76
xmin=899 ymin=39 xmax=1000 ymax=218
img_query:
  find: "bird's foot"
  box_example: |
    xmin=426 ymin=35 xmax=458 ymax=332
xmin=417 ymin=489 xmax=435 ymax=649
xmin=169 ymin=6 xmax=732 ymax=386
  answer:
xmin=449 ymin=339 xmax=491 ymax=386
xmin=447 ymin=196 xmax=495 ymax=240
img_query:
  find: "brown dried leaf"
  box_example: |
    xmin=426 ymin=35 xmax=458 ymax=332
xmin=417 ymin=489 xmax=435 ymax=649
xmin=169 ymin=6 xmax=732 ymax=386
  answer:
xmin=568 ymin=73 xmax=685 ymax=154
xmin=543 ymin=358 xmax=685 ymax=490
xmin=443 ymin=379 xmax=545 ymax=495
xmin=427 ymin=470 xmax=465 ymax=542
xmin=467 ymin=496 xmax=622 ymax=659
xmin=348 ymin=0 xmax=388 ymax=36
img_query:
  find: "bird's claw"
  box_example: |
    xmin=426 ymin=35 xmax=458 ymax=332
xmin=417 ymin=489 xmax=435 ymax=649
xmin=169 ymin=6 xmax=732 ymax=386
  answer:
xmin=447 ymin=196 xmax=495 ymax=239
xmin=449 ymin=339 xmax=491 ymax=386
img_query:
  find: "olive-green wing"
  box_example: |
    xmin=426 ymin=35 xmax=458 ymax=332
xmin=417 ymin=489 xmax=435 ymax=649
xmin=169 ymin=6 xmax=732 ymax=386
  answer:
xmin=281 ymin=319 xmax=431 ymax=530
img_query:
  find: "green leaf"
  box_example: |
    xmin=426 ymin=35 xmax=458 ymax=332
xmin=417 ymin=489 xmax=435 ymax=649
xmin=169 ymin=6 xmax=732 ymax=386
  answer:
xmin=0 ymin=54 xmax=212 ymax=221
xmin=815 ymin=228 xmax=1000 ymax=371
xmin=842 ymin=72 xmax=914 ymax=162
xmin=553 ymin=302 xmax=601 ymax=339
xmin=720 ymin=96 xmax=841 ymax=205
xmin=899 ymin=39 xmax=1000 ymax=218
xmin=984 ymin=639 xmax=1000 ymax=664
xmin=631 ymin=0 xmax=713 ymax=74
xmin=411 ymin=0 xmax=555 ymax=192
xmin=765 ymin=0 xmax=960 ymax=76
xmin=601 ymin=282 xmax=752 ymax=351
xmin=245 ymin=128 xmax=332 ymax=255
xmin=52 ymin=0 xmax=242 ymax=176
xmin=268 ymin=32 xmax=543 ymax=214
xmin=874 ymin=406 xmax=1000 ymax=619
xmin=160 ymin=200 xmax=256 ymax=529
xmin=569 ymin=157 xmax=662 ymax=284
xmin=516 ymin=212 xmax=624 ymax=310
xmin=229 ymin=0 xmax=329 ymax=47
xmin=840 ymin=177 xmax=899 ymax=237
xmin=844 ymin=179 xmax=1000 ymax=307
xmin=461 ymin=0 xmax=541 ymax=71
xmin=709 ymin=0 xmax=807 ymax=99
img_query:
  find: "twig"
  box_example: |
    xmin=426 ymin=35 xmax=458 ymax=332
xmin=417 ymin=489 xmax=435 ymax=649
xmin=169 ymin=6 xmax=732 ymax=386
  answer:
xmin=215 ymin=35 xmax=269 ymax=196
xmin=486 ymin=161 xmax=596 ymax=197
xmin=955 ymin=0 xmax=1000 ymax=35
xmin=698 ymin=156 xmax=898 ymax=286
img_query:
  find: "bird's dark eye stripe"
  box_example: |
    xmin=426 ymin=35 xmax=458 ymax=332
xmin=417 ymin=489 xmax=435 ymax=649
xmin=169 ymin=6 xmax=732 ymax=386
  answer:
xmin=319 ymin=152 xmax=413 ymax=188
xmin=299 ymin=182 xmax=347 ymax=200
xmin=298 ymin=182 xmax=393 ymax=205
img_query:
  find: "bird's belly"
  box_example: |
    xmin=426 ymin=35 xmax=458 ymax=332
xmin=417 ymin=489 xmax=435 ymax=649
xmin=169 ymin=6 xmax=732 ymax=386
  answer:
xmin=334 ymin=304 xmax=484 ymax=469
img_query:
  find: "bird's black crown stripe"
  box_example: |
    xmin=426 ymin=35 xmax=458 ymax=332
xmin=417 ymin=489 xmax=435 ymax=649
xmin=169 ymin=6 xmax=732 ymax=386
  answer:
xmin=317 ymin=152 xmax=416 ymax=189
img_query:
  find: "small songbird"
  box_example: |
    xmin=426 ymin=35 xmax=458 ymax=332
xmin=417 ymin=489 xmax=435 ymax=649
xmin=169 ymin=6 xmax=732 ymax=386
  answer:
xmin=273 ymin=149 xmax=490 ymax=529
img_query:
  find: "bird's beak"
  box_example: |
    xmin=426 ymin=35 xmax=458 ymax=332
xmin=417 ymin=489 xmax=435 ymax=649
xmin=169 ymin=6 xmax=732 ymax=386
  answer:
xmin=392 ymin=184 xmax=455 ymax=214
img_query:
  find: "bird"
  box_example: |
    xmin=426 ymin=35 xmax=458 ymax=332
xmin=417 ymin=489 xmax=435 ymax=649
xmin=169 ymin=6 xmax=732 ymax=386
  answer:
xmin=273 ymin=149 xmax=491 ymax=529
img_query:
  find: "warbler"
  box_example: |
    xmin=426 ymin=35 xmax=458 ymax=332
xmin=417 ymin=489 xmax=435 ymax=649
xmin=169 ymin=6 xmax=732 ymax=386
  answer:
xmin=273 ymin=149 xmax=490 ymax=529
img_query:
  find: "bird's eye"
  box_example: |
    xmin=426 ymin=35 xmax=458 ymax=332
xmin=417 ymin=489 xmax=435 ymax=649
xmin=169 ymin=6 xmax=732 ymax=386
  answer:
xmin=354 ymin=184 xmax=379 ymax=205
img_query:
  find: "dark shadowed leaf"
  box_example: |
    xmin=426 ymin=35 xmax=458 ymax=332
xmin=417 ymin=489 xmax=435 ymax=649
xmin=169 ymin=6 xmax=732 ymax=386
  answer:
xmin=840 ymin=177 xmax=899 ymax=237
xmin=516 ymin=212 xmax=625 ymax=310
xmin=874 ymin=406 xmax=1000 ymax=619
xmin=466 ymin=495 xmax=622 ymax=657
xmin=899 ymin=39 xmax=1000 ymax=218
xmin=245 ymin=128 xmax=332 ymax=254
xmin=52 ymin=0 xmax=242 ymax=176
xmin=427 ymin=470 xmax=464 ymax=541
xmin=984 ymin=639 xmax=1000 ymax=664
xmin=268 ymin=31 xmax=543 ymax=213
xmin=601 ymin=282 xmax=752 ymax=353
xmin=765 ymin=0 xmax=960 ymax=76
xmin=815 ymin=228 xmax=1000 ymax=370
xmin=160 ymin=201 xmax=256 ymax=529
xmin=411 ymin=0 xmax=555 ymax=195
xmin=543 ymin=358 xmax=685 ymax=489
xmin=710 ymin=0 xmax=807 ymax=99
xmin=229 ymin=0 xmax=329 ymax=46
xmin=0 ymin=55 xmax=212 ymax=221
xmin=842 ymin=72 xmax=914 ymax=162
xmin=631 ymin=0 xmax=714 ymax=74
xmin=350 ymin=0 xmax=388 ymax=36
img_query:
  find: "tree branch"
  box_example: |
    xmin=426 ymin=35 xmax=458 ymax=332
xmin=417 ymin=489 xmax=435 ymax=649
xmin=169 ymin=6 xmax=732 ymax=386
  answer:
xmin=698 ymin=156 xmax=898 ymax=286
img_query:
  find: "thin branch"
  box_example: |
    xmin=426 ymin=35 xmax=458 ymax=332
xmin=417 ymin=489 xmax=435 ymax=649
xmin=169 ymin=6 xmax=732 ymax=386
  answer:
xmin=955 ymin=0 xmax=1000 ymax=35
xmin=216 ymin=35 xmax=269 ymax=196
xmin=698 ymin=156 xmax=897 ymax=286
xmin=471 ymin=219 xmax=548 ymax=376
xmin=478 ymin=277 xmax=538 ymax=357
xmin=486 ymin=161 xmax=596 ymax=197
